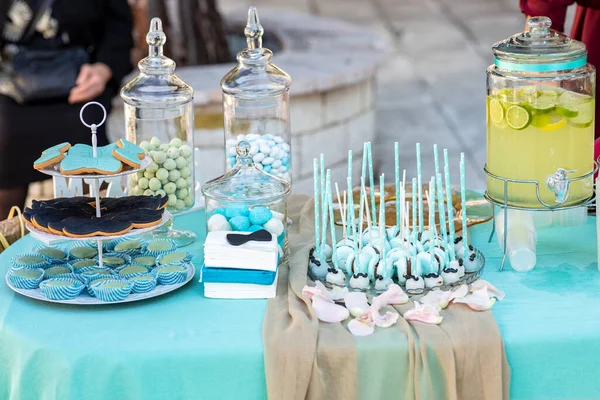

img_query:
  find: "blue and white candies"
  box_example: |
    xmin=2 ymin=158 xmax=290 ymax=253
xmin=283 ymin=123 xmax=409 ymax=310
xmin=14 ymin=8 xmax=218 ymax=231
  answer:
xmin=226 ymin=134 xmax=291 ymax=182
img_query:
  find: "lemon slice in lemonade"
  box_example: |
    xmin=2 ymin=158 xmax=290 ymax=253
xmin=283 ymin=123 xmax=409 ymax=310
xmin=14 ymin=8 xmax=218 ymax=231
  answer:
xmin=506 ymin=105 xmax=531 ymax=130
xmin=539 ymin=114 xmax=566 ymax=132
xmin=489 ymin=98 xmax=505 ymax=125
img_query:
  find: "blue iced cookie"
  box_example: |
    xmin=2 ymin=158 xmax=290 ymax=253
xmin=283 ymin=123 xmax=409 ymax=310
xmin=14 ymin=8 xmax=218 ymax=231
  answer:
xmin=113 ymin=139 xmax=146 ymax=168
xmin=33 ymin=142 xmax=71 ymax=170
xmin=59 ymin=143 xmax=122 ymax=175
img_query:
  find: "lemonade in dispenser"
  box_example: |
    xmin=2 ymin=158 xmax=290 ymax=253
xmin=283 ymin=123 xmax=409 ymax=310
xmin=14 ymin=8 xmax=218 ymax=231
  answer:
xmin=486 ymin=17 xmax=595 ymax=208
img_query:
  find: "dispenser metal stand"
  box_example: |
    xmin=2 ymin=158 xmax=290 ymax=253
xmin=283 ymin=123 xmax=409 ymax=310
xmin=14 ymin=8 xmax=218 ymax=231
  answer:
xmin=483 ymin=161 xmax=598 ymax=271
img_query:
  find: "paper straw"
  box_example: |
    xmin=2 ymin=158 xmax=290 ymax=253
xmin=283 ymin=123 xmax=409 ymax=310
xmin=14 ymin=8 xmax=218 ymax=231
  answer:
xmin=320 ymin=170 xmax=331 ymax=262
xmin=443 ymin=149 xmax=456 ymax=260
xmin=335 ymin=183 xmax=346 ymax=239
xmin=436 ymin=172 xmax=447 ymax=246
xmin=427 ymin=179 xmax=434 ymax=267
xmin=433 ymin=144 xmax=440 ymax=190
xmin=327 ymin=175 xmax=338 ymax=268
xmin=359 ymin=177 xmax=366 ymax=247
xmin=411 ymin=177 xmax=417 ymax=236
xmin=364 ymin=179 xmax=372 ymax=235
xmin=367 ymin=142 xmax=376 ymax=224
xmin=416 ymin=143 xmax=423 ymax=232
xmin=313 ymin=159 xmax=320 ymax=253
xmin=395 ymin=142 xmax=400 ymax=229
xmin=320 ymin=154 xmax=325 ymax=221
xmin=359 ymin=142 xmax=368 ymax=239
xmin=379 ymin=174 xmax=386 ymax=262
xmin=460 ymin=152 xmax=468 ymax=250
xmin=348 ymin=176 xmax=356 ymax=242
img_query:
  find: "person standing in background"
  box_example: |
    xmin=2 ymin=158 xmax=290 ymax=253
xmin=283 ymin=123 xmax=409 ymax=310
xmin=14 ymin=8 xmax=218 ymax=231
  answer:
xmin=0 ymin=0 xmax=133 ymax=217
xmin=520 ymin=0 xmax=600 ymax=137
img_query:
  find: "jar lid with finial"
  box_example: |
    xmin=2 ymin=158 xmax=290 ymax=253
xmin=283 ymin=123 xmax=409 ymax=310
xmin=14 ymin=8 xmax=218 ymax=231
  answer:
xmin=202 ymin=140 xmax=291 ymax=204
xmin=121 ymin=17 xmax=193 ymax=108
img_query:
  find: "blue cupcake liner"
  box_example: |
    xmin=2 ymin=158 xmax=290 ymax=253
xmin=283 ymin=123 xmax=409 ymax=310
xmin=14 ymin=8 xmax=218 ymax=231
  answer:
xmin=130 ymin=253 xmax=159 ymax=268
xmin=90 ymin=279 xmax=133 ymax=302
xmin=129 ymin=273 xmax=158 ymax=294
xmin=144 ymin=239 xmax=177 ymax=257
xmin=11 ymin=253 xmax=50 ymax=270
xmin=107 ymin=238 xmax=148 ymax=256
xmin=78 ymin=268 xmax=114 ymax=283
xmin=85 ymin=276 xmax=123 ymax=297
xmin=40 ymin=278 xmax=85 ymax=300
xmin=33 ymin=245 xmax=70 ymax=264
xmin=156 ymin=251 xmax=193 ymax=267
xmin=43 ymin=264 xmax=74 ymax=280
xmin=115 ymin=265 xmax=150 ymax=279
xmin=53 ymin=273 xmax=86 ymax=283
xmin=94 ymin=253 xmax=132 ymax=269
xmin=156 ymin=264 xmax=188 ymax=285
xmin=68 ymin=258 xmax=99 ymax=274
xmin=7 ymin=267 xmax=44 ymax=289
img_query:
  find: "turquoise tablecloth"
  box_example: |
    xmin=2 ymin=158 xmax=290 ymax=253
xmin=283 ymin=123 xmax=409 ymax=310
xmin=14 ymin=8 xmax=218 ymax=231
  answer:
xmin=0 ymin=212 xmax=599 ymax=399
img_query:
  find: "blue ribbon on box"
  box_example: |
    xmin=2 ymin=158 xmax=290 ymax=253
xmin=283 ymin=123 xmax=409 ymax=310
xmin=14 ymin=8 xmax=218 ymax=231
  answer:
xmin=202 ymin=265 xmax=277 ymax=285
xmin=494 ymin=56 xmax=587 ymax=72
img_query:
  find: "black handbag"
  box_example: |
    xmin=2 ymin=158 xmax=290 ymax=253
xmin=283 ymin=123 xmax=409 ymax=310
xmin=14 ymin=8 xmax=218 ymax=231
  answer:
xmin=1 ymin=0 xmax=89 ymax=104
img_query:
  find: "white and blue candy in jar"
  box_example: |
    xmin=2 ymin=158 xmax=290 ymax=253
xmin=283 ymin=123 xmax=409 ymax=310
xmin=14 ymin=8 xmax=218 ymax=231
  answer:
xmin=202 ymin=140 xmax=291 ymax=260
xmin=221 ymin=7 xmax=292 ymax=184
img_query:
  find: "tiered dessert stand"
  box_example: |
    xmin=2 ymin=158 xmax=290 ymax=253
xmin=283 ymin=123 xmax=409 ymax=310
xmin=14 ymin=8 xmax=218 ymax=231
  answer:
xmin=6 ymin=102 xmax=195 ymax=305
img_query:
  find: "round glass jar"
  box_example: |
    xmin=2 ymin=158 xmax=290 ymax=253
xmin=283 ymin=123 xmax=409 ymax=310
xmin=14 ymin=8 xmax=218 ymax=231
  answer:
xmin=221 ymin=7 xmax=292 ymax=184
xmin=121 ymin=18 xmax=196 ymax=246
xmin=486 ymin=17 xmax=595 ymax=208
xmin=202 ymin=141 xmax=291 ymax=260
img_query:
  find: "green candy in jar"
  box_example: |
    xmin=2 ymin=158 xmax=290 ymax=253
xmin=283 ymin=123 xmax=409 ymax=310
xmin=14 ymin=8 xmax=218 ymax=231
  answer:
xmin=164 ymin=182 xmax=177 ymax=195
xmin=180 ymin=144 xmax=193 ymax=158
xmin=156 ymin=168 xmax=169 ymax=181
xmin=149 ymin=177 xmax=162 ymax=191
xmin=163 ymin=158 xmax=176 ymax=171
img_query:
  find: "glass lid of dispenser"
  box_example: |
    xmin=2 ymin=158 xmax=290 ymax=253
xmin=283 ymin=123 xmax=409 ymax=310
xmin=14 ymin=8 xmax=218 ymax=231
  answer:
xmin=221 ymin=7 xmax=291 ymax=98
xmin=121 ymin=18 xmax=193 ymax=107
xmin=492 ymin=16 xmax=588 ymax=72
xmin=202 ymin=141 xmax=291 ymax=203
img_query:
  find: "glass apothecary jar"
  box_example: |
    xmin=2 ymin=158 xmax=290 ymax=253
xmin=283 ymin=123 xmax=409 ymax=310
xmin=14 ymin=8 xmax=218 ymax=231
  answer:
xmin=221 ymin=7 xmax=292 ymax=184
xmin=486 ymin=16 xmax=595 ymax=208
xmin=121 ymin=18 xmax=196 ymax=246
xmin=202 ymin=141 xmax=291 ymax=260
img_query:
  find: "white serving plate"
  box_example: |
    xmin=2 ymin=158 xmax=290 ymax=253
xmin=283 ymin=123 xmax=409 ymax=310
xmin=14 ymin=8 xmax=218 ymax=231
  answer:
xmin=6 ymin=262 xmax=195 ymax=305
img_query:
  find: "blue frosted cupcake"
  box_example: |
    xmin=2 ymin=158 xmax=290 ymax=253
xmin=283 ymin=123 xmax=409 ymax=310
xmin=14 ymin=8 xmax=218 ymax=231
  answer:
xmin=44 ymin=264 xmax=74 ymax=280
xmin=131 ymin=254 xmax=158 ymax=268
xmin=7 ymin=267 xmax=44 ymax=289
xmin=79 ymin=268 xmax=114 ymax=283
xmin=145 ymin=240 xmax=177 ymax=257
xmin=85 ymin=276 xmax=118 ymax=297
xmin=129 ymin=273 xmax=158 ymax=293
xmin=90 ymin=279 xmax=133 ymax=302
xmin=11 ymin=254 xmax=49 ymax=269
xmin=95 ymin=253 xmax=131 ymax=269
xmin=68 ymin=245 xmax=98 ymax=260
xmin=40 ymin=278 xmax=85 ymax=300
xmin=69 ymin=259 xmax=98 ymax=274
xmin=115 ymin=264 xmax=149 ymax=279
xmin=34 ymin=246 xmax=69 ymax=264
xmin=111 ymin=239 xmax=146 ymax=255
xmin=156 ymin=251 xmax=193 ymax=267
xmin=156 ymin=264 xmax=188 ymax=285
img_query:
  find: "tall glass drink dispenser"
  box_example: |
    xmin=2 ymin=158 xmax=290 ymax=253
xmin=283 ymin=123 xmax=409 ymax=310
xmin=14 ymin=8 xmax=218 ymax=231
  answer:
xmin=486 ymin=17 xmax=595 ymax=208
xmin=121 ymin=18 xmax=197 ymax=247
xmin=221 ymin=7 xmax=292 ymax=184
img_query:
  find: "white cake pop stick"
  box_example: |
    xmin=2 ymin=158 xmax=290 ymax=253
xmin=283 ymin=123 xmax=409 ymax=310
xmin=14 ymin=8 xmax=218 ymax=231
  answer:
xmin=443 ymin=149 xmax=456 ymax=261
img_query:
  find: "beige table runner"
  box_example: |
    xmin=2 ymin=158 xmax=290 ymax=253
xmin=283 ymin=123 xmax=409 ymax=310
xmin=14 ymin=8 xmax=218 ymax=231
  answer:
xmin=264 ymin=195 xmax=510 ymax=400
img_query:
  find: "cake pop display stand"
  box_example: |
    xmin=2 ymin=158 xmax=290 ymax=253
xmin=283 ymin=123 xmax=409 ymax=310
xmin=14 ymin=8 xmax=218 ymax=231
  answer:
xmin=483 ymin=160 xmax=598 ymax=271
